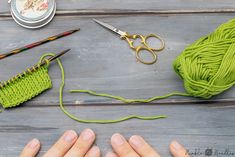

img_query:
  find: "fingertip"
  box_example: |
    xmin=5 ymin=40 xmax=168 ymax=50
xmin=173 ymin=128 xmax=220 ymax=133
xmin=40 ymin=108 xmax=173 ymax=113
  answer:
xmin=169 ymin=141 xmax=189 ymax=157
xmin=63 ymin=130 xmax=78 ymax=143
xmin=85 ymin=128 xmax=95 ymax=136
xmin=105 ymin=152 xmax=118 ymax=157
xmin=129 ymin=135 xmax=144 ymax=148
xmin=63 ymin=129 xmax=96 ymax=157
xmin=27 ymin=138 xmax=40 ymax=149
xmin=66 ymin=130 xmax=78 ymax=137
xmin=170 ymin=140 xmax=182 ymax=150
xmin=81 ymin=128 xmax=96 ymax=140
xmin=111 ymin=133 xmax=121 ymax=140
xmin=129 ymin=135 xmax=141 ymax=141
xmin=129 ymin=135 xmax=161 ymax=157
xmin=111 ymin=133 xmax=125 ymax=146
xmin=86 ymin=146 xmax=100 ymax=157
xmin=20 ymin=138 xmax=40 ymax=157
xmin=110 ymin=133 xmax=140 ymax=157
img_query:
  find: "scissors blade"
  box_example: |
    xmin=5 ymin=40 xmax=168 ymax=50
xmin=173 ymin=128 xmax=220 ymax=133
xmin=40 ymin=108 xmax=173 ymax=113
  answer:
xmin=93 ymin=19 xmax=126 ymax=36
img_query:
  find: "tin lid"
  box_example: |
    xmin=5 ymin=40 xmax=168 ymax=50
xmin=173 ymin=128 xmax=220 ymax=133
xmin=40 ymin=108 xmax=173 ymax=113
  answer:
xmin=10 ymin=0 xmax=56 ymax=29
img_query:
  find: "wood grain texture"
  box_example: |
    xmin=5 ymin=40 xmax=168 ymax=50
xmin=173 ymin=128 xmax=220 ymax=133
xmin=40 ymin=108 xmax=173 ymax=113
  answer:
xmin=0 ymin=14 xmax=235 ymax=106
xmin=0 ymin=103 xmax=235 ymax=156
xmin=0 ymin=0 xmax=235 ymax=156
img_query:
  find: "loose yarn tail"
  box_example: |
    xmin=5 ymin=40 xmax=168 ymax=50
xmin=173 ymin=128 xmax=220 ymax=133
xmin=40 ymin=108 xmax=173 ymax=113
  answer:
xmin=70 ymin=89 xmax=190 ymax=103
xmin=40 ymin=53 xmax=189 ymax=124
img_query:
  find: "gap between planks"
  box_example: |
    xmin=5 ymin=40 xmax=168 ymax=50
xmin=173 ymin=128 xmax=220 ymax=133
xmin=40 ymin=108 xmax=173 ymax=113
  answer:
xmin=4 ymin=100 xmax=235 ymax=108
xmin=1 ymin=8 xmax=235 ymax=18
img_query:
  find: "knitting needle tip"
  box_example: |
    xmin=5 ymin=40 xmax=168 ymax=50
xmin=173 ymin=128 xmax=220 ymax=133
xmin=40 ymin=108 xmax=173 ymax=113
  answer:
xmin=71 ymin=28 xmax=80 ymax=32
xmin=47 ymin=48 xmax=70 ymax=63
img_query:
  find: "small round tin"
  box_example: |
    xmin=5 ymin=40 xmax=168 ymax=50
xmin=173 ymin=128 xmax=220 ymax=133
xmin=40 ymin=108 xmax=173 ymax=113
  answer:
xmin=9 ymin=0 xmax=56 ymax=29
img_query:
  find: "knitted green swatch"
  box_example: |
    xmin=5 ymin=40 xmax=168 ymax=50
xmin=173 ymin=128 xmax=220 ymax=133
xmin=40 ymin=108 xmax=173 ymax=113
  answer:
xmin=0 ymin=65 xmax=52 ymax=108
xmin=0 ymin=54 xmax=166 ymax=123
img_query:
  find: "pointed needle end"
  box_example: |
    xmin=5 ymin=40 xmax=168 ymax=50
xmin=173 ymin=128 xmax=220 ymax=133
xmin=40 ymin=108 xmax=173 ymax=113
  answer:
xmin=93 ymin=18 xmax=99 ymax=23
xmin=72 ymin=28 xmax=80 ymax=32
xmin=48 ymin=49 xmax=70 ymax=62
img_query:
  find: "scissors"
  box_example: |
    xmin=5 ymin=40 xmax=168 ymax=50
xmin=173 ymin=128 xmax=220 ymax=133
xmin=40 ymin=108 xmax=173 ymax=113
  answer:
xmin=93 ymin=19 xmax=165 ymax=65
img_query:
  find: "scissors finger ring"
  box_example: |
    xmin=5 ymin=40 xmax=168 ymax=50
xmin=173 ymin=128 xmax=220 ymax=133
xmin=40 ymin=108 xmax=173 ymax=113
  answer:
xmin=135 ymin=46 xmax=157 ymax=65
xmin=144 ymin=34 xmax=165 ymax=51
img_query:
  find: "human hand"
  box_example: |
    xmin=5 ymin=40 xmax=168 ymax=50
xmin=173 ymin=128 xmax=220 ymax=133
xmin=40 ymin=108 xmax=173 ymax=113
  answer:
xmin=20 ymin=130 xmax=189 ymax=157
xmin=20 ymin=129 xmax=100 ymax=157
xmin=106 ymin=133 xmax=190 ymax=157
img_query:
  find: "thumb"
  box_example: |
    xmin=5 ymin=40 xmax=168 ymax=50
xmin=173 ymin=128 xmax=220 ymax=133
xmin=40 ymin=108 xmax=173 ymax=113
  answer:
xmin=169 ymin=141 xmax=190 ymax=157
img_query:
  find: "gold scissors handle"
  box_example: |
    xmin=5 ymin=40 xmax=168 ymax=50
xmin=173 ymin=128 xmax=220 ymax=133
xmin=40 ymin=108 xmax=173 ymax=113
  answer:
xmin=121 ymin=32 xmax=165 ymax=65
xmin=135 ymin=46 xmax=158 ymax=65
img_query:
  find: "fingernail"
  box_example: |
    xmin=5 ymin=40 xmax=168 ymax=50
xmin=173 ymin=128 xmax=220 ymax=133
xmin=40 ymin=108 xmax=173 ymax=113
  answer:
xmin=129 ymin=135 xmax=144 ymax=148
xmin=87 ymin=146 xmax=100 ymax=157
xmin=106 ymin=152 xmax=116 ymax=157
xmin=63 ymin=130 xmax=77 ymax=143
xmin=81 ymin=129 xmax=95 ymax=141
xmin=27 ymin=138 xmax=39 ymax=149
xmin=171 ymin=141 xmax=182 ymax=151
xmin=111 ymin=133 xmax=125 ymax=146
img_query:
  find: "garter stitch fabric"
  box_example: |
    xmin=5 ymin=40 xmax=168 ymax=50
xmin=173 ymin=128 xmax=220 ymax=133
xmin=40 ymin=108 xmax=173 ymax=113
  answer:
xmin=0 ymin=65 xmax=52 ymax=108
xmin=173 ymin=18 xmax=235 ymax=99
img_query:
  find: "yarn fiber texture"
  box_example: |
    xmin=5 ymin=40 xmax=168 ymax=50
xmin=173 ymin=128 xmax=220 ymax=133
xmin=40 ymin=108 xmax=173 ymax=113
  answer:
xmin=0 ymin=65 xmax=52 ymax=108
xmin=1 ymin=18 xmax=235 ymax=124
xmin=173 ymin=18 xmax=235 ymax=99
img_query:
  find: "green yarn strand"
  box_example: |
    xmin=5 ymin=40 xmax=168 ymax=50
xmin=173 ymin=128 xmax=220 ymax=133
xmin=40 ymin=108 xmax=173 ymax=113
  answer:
xmin=70 ymin=89 xmax=190 ymax=103
xmin=40 ymin=53 xmax=167 ymax=124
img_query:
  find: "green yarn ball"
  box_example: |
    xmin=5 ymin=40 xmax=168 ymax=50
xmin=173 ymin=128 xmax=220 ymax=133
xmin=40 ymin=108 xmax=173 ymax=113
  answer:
xmin=173 ymin=18 xmax=235 ymax=99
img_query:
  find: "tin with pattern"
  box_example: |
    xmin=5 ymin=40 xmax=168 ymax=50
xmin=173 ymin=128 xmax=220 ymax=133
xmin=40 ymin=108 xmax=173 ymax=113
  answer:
xmin=9 ymin=0 xmax=56 ymax=29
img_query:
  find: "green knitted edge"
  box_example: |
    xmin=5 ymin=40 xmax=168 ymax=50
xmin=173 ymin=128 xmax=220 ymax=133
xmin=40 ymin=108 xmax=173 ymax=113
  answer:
xmin=0 ymin=65 xmax=52 ymax=108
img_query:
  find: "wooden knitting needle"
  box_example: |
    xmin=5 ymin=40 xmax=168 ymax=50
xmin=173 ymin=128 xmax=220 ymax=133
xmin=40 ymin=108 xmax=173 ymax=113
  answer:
xmin=0 ymin=29 xmax=79 ymax=60
xmin=40 ymin=48 xmax=70 ymax=67
xmin=18 ymin=48 xmax=70 ymax=76
xmin=0 ymin=49 xmax=70 ymax=88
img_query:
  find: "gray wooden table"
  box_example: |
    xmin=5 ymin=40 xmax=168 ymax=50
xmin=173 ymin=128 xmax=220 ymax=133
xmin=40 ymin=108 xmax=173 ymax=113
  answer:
xmin=1 ymin=1 xmax=235 ymax=156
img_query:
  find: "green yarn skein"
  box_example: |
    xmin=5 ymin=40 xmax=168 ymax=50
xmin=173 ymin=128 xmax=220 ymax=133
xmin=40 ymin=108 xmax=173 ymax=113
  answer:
xmin=173 ymin=18 xmax=235 ymax=99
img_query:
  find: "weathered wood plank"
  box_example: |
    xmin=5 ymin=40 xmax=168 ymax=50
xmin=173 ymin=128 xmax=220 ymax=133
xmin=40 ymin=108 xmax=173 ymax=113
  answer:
xmin=2 ymin=9 xmax=235 ymax=18
xmin=0 ymin=14 xmax=235 ymax=106
xmin=0 ymin=1 xmax=234 ymax=157
xmin=1 ymin=0 xmax=235 ymax=14
xmin=0 ymin=103 xmax=234 ymax=156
